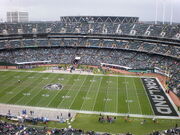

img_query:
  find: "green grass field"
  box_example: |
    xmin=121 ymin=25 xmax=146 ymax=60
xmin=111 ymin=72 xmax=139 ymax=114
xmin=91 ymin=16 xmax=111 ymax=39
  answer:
xmin=0 ymin=71 xmax=154 ymax=115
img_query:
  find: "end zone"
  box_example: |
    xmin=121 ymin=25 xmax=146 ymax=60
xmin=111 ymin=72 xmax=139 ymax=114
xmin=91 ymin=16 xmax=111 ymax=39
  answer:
xmin=141 ymin=78 xmax=179 ymax=117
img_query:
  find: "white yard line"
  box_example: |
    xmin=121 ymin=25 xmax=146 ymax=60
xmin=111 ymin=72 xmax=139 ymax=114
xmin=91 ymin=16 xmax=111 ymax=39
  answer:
xmin=132 ymin=78 xmax=142 ymax=115
xmin=124 ymin=77 xmax=130 ymax=114
xmin=0 ymin=72 xmax=31 ymax=94
xmin=80 ymin=75 xmax=96 ymax=110
xmin=116 ymin=77 xmax=119 ymax=113
xmin=5 ymin=73 xmax=36 ymax=103
xmin=104 ymin=77 xmax=110 ymax=112
xmin=57 ymin=75 xmax=81 ymax=108
xmin=46 ymin=74 xmax=73 ymax=107
xmin=13 ymin=73 xmax=45 ymax=104
xmin=140 ymin=78 xmax=155 ymax=116
xmin=92 ymin=76 xmax=103 ymax=111
xmin=35 ymin=74 xmax=61 ymax=106
xmin=24 ymin=74 xmax=54 ymax=105
xmin=68 ymin=75 xmax=88 ymax=109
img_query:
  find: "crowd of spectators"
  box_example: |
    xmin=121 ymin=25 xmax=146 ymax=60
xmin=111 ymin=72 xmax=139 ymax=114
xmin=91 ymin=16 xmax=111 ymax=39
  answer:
xmin=0 ymin=120 xmax=24 ymax=134
xmin=0 ymin=46 xmax=179 ymax=96
xmin=0 ymin=119 xmax=179 ymax=135
xmin=0 ymin=21 xmax=179 ymax=96
xmin=0 ymin=119 xmax=111 ymax=135
xmin=149 ymin=126 xmax=180 ymax=135
xmin=0 ymin=22 xmax=180 ymax=40
xmin=0 ymin=39 xmax=179 ymax=59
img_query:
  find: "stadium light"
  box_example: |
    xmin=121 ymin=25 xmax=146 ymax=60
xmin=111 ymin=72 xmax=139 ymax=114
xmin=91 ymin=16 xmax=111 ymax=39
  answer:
xmin=170 ymin=0 xmax=174 ymax=25
xmin=155 ymin=0 xmax=158 ymax=24
xmin=162 ymin=0 xmax=167 ymax=24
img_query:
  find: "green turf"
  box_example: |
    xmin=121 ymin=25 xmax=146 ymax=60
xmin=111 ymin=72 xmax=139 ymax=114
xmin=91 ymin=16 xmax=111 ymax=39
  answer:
xmin=0 ymin=71 xmax=154 ymax=115
xmin=72 ymin=114 xmax=180 ymax=135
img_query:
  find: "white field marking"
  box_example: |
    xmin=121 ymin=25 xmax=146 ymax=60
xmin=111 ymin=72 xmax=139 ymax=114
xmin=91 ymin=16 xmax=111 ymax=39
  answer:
xmin=90 ymin=79 xmax=96 ymax=82
xmin=104 ymin=98 xmax=112 ymax=101
xmin=5 ymin=73 xmax=36 ymax=103
xmin=13 ymin=73 xmax=45 ymax=104
xmin=23 ymin=93 xmax=31 ymax=96
xmin=57 ymin=74 xmax=81 ymax=108
xmin=0 ymin=103 xmax=179 ymax=120
xmin=80 ymin=75 xmax=97 ymax=110
xmin=46 ymin=75 xmax=73 ymax=107
xmin=42 ymin=94 xmax=49 ymax=97
xmin=69 ymin=75 xmax=88 ymax=109
xmin=82 ymin=97 xmax=91 ymax=100
xmin=35 ymin=75 xmax=61 ymax=106
xmin=43 ymin=77 xmax=49 ymax=80
xmin=24 ymin=74 xmax=54 ymax=105
xmin=0 ymin=74 xmax=29 ymax=94
xmin=0 ymin=70 xmax=155 ymax=79
xmin=58 ymin=78 xmax=64 ymax=81
xmin=104 ymin=77 xmax=110 ymax=112
xmin=74 ymin=78 xmax=81 ymax=81
xmin=126 ymin=100 xmax=134 ymax=103
xmin=116 ymin=77 xmax=118 ymax=113
xmin=92 ymin=76 xmax=103 ymax=111
xmin=106 ymin=80 xmax=112 ymax=83
xmin=6 ymin=92 xmax=14 ymax=94
xmin=28 ymin=76 xmax=35 ymax=79
xmin=14 ymin=76 xmax=20 ymax=78
xmin=140 ymin=78 xmax=155 ymax=116
xmin=62 ymin=96 xmax=71 ymax=99
xmin=124 ymin=77 xmax=130 ymax=113
xmin=156 ymin=78 xmax=180 ymax=116
xmin=132 ymin=78 xmax=142 ymax=115
xmin=122 ymin=82 xmax=128 ymax=84
xmin=0 ymin=72 xmax=20 ymax=83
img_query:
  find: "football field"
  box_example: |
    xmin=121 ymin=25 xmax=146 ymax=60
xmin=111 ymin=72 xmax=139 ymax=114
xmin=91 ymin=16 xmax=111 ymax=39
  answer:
xmin=0 ymin=71 xmax=178 ymax=117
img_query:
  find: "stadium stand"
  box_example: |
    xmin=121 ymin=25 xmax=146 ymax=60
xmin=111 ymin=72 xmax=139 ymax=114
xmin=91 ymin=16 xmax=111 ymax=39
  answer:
xmin=0 ymin=16 xmax=179 ymax=98
xmin=0 ymin=119 xmax=110 ymax=135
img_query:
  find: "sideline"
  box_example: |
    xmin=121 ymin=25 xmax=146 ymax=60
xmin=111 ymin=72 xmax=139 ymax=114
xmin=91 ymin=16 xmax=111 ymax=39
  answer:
xmin=0 ymin=103 xmax=179 ymax=120
xmin=0 ymin=69 xmax=154 ymax=78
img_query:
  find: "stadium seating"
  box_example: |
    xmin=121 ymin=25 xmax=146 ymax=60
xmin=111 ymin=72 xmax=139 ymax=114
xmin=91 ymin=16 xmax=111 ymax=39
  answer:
xmin=0 ymin=22 xmax=180 ymax=40
xmin=0 ymin=47 xmax=179 ymax=96
xmin=0 ymin=20 xmax=179 ymax=97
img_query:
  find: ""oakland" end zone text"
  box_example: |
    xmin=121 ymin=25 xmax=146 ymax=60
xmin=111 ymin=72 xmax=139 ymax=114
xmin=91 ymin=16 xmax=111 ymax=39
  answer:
xmin=141 ymin=78 xmax=178 ymax=116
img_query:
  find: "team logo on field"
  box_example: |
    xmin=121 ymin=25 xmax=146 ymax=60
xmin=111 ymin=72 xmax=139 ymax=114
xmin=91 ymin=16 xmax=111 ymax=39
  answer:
xmin=141 ymin=78 xmax=178 ymax=116
xmin=43 ymin=83 xmax=63 ymax=90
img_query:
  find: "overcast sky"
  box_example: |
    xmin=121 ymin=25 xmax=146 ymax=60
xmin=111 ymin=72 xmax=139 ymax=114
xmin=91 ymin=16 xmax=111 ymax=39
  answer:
xmin=0 ymin=0 xmax=180 ymax=22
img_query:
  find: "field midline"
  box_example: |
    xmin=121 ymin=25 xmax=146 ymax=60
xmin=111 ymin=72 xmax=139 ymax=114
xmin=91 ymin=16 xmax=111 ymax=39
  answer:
xmin=104 ymin=77 xmax=118 ymax=113
xmin=0 ymin=70 xmax=156 ymax=78
xmin=57 ymin=74 xmax=83 ymax=108
xmin=24 ymin=74 xmax=56 ymax=106
xmin=35 ymin=75 xmax=63 ymax=107
xmin=0 ymin=103 xmax=179 ymax=120
xmin=124 ymin=77 xmax=130 ymax=113
xmin=46 ymin=74 xmax=74 ymax=107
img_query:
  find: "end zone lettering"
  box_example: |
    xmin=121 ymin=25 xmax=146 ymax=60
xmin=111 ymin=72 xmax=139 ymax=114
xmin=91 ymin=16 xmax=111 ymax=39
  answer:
xmin=142 ymin=78 xmax=178 ymax=117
